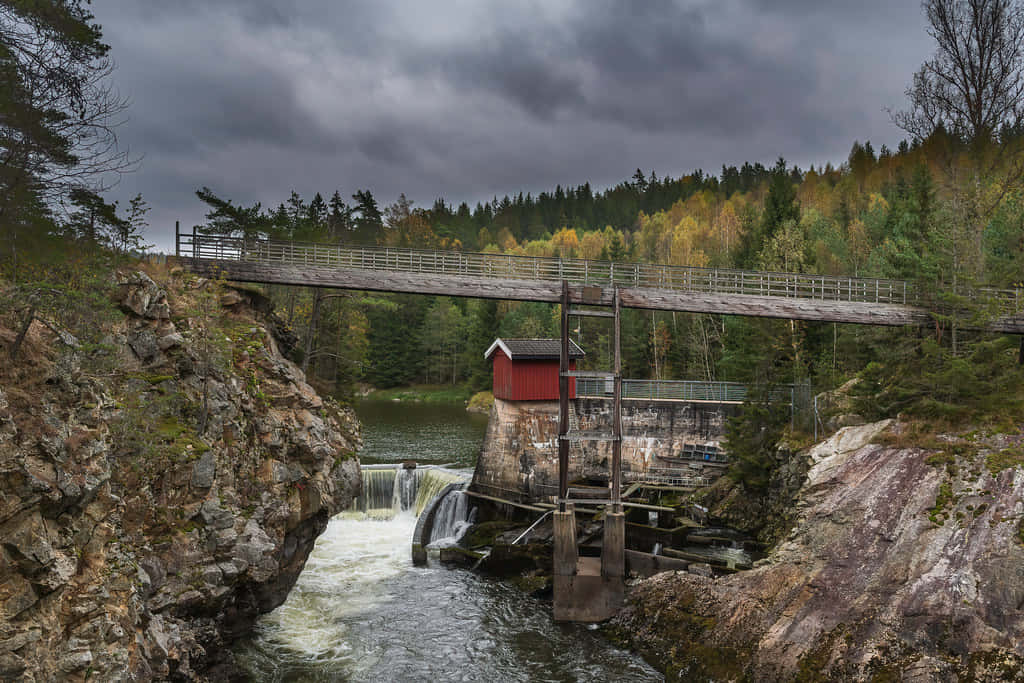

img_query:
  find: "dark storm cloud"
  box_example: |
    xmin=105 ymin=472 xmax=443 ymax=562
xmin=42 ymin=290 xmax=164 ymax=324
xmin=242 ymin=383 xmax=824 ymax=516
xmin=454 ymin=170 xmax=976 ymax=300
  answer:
xmin=97 ymin=0 xmax=933 ymax=249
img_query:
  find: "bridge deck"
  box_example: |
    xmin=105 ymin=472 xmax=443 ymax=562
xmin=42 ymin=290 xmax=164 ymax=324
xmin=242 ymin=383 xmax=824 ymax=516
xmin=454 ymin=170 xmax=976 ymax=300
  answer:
xmin=176 ymin=232 xmax=1024 ymax=332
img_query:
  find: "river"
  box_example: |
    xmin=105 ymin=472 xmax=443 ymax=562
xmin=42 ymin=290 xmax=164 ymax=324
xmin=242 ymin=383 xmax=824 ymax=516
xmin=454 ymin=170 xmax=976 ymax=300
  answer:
xmin=237 ymin=399 xmax=662 ymax=682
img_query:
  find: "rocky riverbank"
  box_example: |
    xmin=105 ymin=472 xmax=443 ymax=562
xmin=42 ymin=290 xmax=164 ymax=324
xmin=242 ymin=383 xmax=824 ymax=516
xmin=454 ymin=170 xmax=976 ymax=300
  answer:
xmin=608 ymin=420 xmax=1024 ymax=681
xmin=0 ymin=269 xmax=360 ymax=680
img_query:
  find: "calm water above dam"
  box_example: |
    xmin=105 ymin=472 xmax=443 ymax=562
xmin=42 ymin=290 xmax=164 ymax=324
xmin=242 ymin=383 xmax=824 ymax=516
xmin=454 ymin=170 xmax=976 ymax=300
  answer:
xmin=237 ymin=399 xmax=661 ymax=682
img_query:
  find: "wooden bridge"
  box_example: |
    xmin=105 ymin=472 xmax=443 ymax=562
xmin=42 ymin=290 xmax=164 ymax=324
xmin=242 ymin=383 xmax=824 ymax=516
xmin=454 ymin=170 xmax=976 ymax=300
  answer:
xmin=175 ymin=228 xmax=1024 ymax=332
xmin=175 ymin=227 xmax=1022 ymax=623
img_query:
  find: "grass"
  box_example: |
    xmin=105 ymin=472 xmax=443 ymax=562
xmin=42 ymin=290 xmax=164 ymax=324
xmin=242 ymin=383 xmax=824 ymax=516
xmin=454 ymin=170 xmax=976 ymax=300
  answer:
xmin=986 ymin=446 xmax=1024 ymax=475
xmin=466 ymin=390 xmax=494 ymax=412
xmin=361 ymin=384 xmax=475 ymax=404
xmin=928 ymin=481 xmax=955 ymax=526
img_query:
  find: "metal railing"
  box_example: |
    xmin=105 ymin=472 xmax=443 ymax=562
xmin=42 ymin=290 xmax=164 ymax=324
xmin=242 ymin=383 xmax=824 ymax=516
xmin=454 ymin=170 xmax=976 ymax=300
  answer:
xmin=175 ymin=230 xmax=1024 ymax=312
xmin=575 ymin=378 xmax=794 ymax=403
xmin=623 ymin=469 xmax=712 ymax=488
xmin=675 ymin=443 xmax=728 ymax=464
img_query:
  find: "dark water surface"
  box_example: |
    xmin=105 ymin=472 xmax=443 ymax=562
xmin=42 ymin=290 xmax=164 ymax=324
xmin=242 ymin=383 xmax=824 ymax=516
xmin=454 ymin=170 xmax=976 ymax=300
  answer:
xmin=237 ymin=400 xmax=661 ymax=682
xmin=354 ymin=400 xmax=489 ymax=468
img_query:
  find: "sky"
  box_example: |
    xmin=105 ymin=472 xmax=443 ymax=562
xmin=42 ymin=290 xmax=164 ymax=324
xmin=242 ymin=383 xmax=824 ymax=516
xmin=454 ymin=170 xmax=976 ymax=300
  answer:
xmin=97 ymin=0 xmax=935 ymax=251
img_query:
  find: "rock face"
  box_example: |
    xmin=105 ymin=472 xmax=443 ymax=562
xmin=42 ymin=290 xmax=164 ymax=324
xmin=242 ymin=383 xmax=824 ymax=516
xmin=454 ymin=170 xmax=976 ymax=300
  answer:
xmin=473 ymin=397 xmax=735 ymax=501
xmin=0 ymin=272 xmax=360 ymax=680
xmin=611 ymin=420 xmax=1024 ymax=681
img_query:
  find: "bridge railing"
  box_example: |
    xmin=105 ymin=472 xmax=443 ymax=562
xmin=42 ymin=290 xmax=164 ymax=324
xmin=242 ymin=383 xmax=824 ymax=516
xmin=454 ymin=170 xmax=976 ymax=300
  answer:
xmin=575 ymin=378 xmax=795 ymax=403
xmin=176 ymin=230 xmax=1024 ymax=312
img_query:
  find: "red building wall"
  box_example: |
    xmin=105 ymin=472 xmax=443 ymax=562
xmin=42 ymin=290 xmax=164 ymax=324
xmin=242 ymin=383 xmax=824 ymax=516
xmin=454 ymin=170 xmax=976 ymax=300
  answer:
xmin=492 ymin=349 xmax=576 ymax=400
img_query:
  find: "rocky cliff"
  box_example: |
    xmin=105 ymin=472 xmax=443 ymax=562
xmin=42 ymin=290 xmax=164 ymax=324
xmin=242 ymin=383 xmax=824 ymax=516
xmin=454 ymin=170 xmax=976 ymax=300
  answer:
xmin=0 ymin=269 xmax=360 ymax=680
xmin=610 ymin=420 xmax=1024 ymax=681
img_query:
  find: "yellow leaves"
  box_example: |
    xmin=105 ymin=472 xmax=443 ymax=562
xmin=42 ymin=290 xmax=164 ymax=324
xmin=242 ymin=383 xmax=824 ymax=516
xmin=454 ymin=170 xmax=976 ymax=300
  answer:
xmin=522 ymin=240 xmax=553 ymax=257
xmin=867 ymin=193 xmax=889 ymax=214
xmin=381 ymin=212 xmax=438 ymax=249
xmin=638 ymin=203 xmax=710 ymax=266
xmin=670 ymin=215 xmax=709 ymax=267
xmin=759 ymin=219 xmax=806 ymax=273
xmin=715 ymin=200 xmax=742 ymax=254
xmin=578 ymin=231 xmax=605 ymax=260
xmin=494 ymin=227 xmax=517 ymax=251
xmin=847 ymin=218 xmax=871 ymax=274
xmin=550 ymin=227 xmax=580 ymax=258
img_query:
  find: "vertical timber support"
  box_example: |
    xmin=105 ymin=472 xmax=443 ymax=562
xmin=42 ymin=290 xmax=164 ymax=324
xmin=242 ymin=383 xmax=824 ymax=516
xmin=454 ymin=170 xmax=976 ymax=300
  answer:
xmin=558 ymin=280 xmax=570 ymax=505
xmin=603 ymin=286 xmax=625 ymax=583
xmin=553 ymin=503 xmax=577 ymax=576
xmin=612 ymin=287 xmax=622 ymax=506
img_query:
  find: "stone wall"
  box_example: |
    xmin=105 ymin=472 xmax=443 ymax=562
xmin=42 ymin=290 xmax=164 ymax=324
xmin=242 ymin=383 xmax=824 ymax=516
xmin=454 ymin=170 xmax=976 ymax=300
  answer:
xmin=472 ymin=397 xmax=737 ymax=501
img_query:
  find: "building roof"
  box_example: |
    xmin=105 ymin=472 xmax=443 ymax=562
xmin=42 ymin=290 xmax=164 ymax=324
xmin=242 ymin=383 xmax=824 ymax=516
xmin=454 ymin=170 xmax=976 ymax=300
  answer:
xmin=484 ymin=338 xmax=585 ymax=360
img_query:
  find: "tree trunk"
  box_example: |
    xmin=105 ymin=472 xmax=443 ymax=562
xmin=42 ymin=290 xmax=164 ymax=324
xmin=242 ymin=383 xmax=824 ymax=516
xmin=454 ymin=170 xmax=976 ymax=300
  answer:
xmin=198 ymin=357 xmax=210 ymax=435
xmin=286 ymin=289 xmax=297 ymax=327
xmin=302 ymin=288 xmax=324 ymax=375
xmin=10 ymin=306 xmax=35 ymax=361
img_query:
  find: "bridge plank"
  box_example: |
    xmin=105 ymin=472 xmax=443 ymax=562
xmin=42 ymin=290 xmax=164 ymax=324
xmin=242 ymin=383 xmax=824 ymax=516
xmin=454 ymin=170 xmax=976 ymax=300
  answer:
xmin=184 ymin=259 xmax=1024 ymax=333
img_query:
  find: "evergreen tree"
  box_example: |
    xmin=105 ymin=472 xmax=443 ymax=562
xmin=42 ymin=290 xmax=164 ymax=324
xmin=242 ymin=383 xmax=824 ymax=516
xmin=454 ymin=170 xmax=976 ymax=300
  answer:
xmin=308 ymin=192 xmax=327 ymax=230
xmin=195 ymin=187 xmax=267 ymax=238
xmin=0 ymin=0 xmax=134 ymax=258
xmin=66 ymin=188 xmax=126 ymax=246
xmin=466 ymin=299 xmax=499 ymax=391
xmin=112 ymin=194 xmax=151 ymax=255
xmin=740 ymin=158 xmax=800 ymax=267
xmin=351 ymin=189 xmax=383 ymax=244
xmin=328 ymin=190 xmax=352 ymax=238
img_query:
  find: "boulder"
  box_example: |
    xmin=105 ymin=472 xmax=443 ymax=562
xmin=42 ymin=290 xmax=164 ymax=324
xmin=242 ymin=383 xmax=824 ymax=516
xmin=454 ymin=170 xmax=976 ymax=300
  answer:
xmin=190 ymin=452 xmax=216 ymax=490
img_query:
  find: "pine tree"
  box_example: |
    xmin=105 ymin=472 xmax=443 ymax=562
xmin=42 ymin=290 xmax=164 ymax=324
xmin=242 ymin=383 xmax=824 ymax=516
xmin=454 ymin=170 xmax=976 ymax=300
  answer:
xmin=351 ymin=189 xmax=383 ymax=245
xmin=328 ymin=190 xmax=352 ymax=239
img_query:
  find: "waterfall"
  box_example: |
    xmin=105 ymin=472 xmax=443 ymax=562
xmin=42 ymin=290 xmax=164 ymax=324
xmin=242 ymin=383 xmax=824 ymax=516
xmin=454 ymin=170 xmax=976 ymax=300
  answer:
xmin=348 ymin=466 xmax=466 ymax=519
xmin=393 ymin=468 xmax=424 ymax=512
xmin=427 ymin=489 xmax=476 ymax=547
xmin=413 ymin=469 xmax=463 ymax=516
xmin=350 ymin=468 xmax=400 ymax=518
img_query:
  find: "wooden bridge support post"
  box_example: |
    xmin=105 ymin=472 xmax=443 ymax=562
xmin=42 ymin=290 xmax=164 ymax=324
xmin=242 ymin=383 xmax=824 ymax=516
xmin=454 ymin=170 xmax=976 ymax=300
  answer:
xmin=601 ymin=510 xmax=625 ymax=580
xmin=553 ymin=503 xmax=577 ymax=577
xmin=612 ymin=287 xmax=622 ymax=506
xmin=558 ymin=280 xmax=570 ymax=505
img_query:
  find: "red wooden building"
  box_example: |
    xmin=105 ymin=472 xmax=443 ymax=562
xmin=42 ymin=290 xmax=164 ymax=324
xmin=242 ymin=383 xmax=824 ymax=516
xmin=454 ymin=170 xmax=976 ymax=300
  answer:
xmin=485 ymin=338 xmax=585 ymax=401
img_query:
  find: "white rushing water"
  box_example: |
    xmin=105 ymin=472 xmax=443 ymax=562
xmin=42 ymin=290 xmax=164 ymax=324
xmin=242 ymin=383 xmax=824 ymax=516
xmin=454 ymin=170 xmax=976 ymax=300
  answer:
xmin=427 ymin=490 xmax=477 ymax=547
xmin=348 ymin=466 xmax=466 ymax=518
xmin=238 ymin=509 xmax=661 ymax=682
xmin=236 ymin=400 xmax=661 ymax=682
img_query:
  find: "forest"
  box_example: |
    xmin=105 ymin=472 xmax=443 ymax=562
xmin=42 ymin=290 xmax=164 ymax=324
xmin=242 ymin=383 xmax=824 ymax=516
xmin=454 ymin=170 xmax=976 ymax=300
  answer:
xmin=2 ymin=0 xmax=1023 ymax=430
xmin=187 ymin=132 xmax=1024 ymax=414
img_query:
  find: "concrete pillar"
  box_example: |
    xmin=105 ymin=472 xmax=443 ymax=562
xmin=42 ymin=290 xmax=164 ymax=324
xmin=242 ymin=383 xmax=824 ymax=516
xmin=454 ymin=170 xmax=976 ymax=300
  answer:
xmin=553 ymin=504 xmax=578 ymax=576
xmin=602 ymin=510 xmax=625 ymax=579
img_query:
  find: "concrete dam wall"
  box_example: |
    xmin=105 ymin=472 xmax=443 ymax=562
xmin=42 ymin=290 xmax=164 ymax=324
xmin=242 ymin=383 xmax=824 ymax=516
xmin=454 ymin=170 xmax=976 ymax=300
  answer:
xmin=472 ymin=398 xmax=739 ymax=502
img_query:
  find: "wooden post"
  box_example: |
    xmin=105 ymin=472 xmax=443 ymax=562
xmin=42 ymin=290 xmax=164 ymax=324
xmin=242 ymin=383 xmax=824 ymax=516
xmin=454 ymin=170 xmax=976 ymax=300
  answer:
xmin=174 ymin=221 xmax=180 ymax=257
xmin=559 ymin=280 xmax=570 ymax=506
xmin=612 ymin=287 xmax=622 ymax=508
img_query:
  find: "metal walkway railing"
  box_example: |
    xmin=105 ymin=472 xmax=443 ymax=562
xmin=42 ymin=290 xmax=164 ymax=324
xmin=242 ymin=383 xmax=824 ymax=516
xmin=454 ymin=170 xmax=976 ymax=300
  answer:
xmin=175 ymin=230 xmax=1024 ymax=313
xmin=575 ymin=378 xmax=795 ymax=403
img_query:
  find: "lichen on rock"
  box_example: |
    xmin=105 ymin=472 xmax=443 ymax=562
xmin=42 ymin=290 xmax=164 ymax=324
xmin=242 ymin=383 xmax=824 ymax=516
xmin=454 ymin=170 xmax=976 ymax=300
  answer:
xmin=611 ymin=420 xmax=1024 ymax=681
xmin=0 ymin=269 xmax=361 ymax=680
